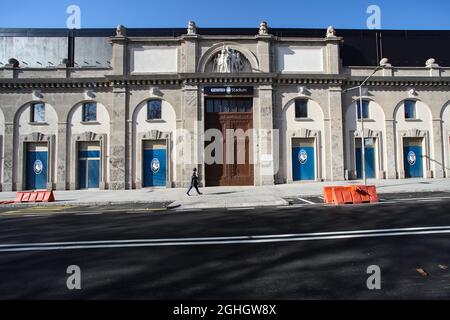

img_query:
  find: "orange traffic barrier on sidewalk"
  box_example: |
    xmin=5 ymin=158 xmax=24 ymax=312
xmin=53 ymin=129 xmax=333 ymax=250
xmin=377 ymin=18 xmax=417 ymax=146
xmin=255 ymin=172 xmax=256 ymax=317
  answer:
xmin=15 ymin=190 xmax=56 ymax=204
xmin=0 ymin=201 xmax=16 ymax=205
xmin=323 ymin=185 xmax=379 ymax=205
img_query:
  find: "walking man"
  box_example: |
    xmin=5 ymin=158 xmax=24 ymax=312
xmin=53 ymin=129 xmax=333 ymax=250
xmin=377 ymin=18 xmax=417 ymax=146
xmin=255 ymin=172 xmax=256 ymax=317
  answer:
xmin=187 ymin=168 xmax=202 ymax=196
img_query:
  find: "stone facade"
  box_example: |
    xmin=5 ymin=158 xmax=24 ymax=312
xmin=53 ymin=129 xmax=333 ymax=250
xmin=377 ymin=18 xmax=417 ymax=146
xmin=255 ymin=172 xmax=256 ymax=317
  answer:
xmin=0 ymin=24 xmax=449 ymax=191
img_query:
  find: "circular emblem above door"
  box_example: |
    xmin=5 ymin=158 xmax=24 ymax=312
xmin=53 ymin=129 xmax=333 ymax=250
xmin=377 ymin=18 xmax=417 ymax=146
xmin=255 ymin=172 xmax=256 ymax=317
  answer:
xmin=407 ymin=151 xmax=417 ymax=166
xmin=33 ymin=160 xmax=43 ymax=175
xmin=151 ymin=158 xmax=161 ymax=173
xmin=226 ymin=86 xmax=232 ymax=95
xmin=298 ymin=149 xmax=308 ymax=165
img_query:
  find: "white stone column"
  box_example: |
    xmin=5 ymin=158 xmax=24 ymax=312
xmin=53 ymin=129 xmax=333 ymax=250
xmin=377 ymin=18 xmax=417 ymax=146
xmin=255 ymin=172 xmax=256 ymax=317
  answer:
xmin=256 ymin=36 xmax=272 ymax=73
xmin=385 ymin=119 xmax=397 ymax=179
xmin=326 ymin=87 xmax=345 ymax=181
xmin=432 ymin=119 xmax=444 ymax=178
xmin=181 ymin=34 xmax=198 ymax=73
xmin=176 ymin=84 xmax=199 ymax=188
xmin=109 ymin=86 xmax=128 ymax=190
xmin=2 ymin=123 xmax=14 ymax=191
xmin=110 ymin=35 xmax=128 ymax=75
xmin=325 ymin=37 xmax=341 ymax=74
xmin=56 ymin=122 xmax=67 ymax=190
xmin=255 ymin=84 xmax=275 ymax=186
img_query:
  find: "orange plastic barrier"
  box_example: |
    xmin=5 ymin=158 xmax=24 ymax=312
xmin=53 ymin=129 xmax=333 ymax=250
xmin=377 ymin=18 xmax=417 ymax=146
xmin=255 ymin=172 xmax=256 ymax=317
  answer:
xmin=0 ymin=201 xmax=15 ymax=205
xmin=323 ymin=185 xmax=379 ymax=205
xmin=15 ymin=191 xmax=56 ymax=203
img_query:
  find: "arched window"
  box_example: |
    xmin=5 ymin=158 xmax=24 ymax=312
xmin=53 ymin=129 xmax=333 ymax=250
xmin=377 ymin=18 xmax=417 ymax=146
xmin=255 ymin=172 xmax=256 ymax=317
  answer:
xmin=404 ymin=100 xmax=416 ymax=119
xmin=82 ymin=102 xmax=97 ymax=122
xmin=356 ymin=100 xmax=370 ymax=119
xmin=30 ymin=102 xmax=46 ymax=123
xmin=295 ymin=99 xmax=308 ymax=119
xmin=147 ymin=100 xmax=162 ymax=120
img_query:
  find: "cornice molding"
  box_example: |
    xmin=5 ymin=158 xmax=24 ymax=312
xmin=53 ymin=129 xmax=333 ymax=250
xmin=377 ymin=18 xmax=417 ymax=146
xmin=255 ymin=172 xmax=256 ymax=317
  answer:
xmin=1 ymin=74 xmax=449 ymax=89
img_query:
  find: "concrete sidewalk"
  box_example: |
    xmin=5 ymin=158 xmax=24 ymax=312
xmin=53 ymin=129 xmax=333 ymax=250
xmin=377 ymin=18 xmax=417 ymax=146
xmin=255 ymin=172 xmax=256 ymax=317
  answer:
xmin=0 ymin=178 xmax=449 ymax=209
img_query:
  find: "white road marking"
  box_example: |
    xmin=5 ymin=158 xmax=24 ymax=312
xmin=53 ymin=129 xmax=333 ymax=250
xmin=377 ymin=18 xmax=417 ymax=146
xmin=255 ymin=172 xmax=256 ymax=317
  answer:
xmin=297 ymin=198 xmax=316 ymax=204
xmin=1 ymin=225 xmax=450 ymax=253
xmin=175 ymin=209 xmax=200 ymax=212
xmin=23 ymin=215 xmax=47 ymax=218
xmin=75 ymin=212 xmax=104 ymax=216
xmin=389 ymin=196 xmax=450 ymax=202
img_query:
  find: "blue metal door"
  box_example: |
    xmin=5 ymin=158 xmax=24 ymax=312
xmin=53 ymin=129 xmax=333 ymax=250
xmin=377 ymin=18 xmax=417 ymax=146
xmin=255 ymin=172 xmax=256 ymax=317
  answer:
xmin=292 ymin=146 xmax=315 ymax=181
xmin=143 ymin=148 xmax=167 ymax=187
xmin=78 ymin=150 xmax=100 ymax=189
xmin=404 ymin=145 xmax=423 ymax=178
xmin=355 ymin=147 xmax=376 ymax=179
xmin=26 ymin=149 xmax=48 ymax=190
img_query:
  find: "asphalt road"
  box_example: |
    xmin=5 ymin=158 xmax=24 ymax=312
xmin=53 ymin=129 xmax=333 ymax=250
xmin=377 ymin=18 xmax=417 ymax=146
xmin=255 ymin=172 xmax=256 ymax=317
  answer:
xmin=0 ymin=192 xmax=450 ymax=299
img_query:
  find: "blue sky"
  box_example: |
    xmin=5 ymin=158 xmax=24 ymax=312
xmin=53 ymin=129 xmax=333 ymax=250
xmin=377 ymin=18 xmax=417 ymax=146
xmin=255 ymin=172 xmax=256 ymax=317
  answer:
xmin=0 ymin=0 xmax=449 ymax=30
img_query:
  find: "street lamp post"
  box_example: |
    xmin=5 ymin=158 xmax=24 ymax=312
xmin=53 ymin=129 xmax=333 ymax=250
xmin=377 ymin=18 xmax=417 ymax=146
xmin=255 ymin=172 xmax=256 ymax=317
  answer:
xmin=343 ymin=59 xmax=389 ymax=186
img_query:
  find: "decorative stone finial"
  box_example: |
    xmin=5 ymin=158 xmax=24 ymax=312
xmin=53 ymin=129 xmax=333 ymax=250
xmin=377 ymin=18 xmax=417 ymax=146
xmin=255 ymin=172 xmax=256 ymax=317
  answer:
xmin=326 ymin=26 xmax=336 ymax=38
xmin=116 ymin=25 xmax=126 ymax=37
xmin=379 ymin=58 xmax=391 ymax=67
xmin=259 ymin=21 xmax=269 ymax=35
xmin=425 ymin=58 xmax=438 ymax=67
xmin=187 ymin=21 xmax=197 ymax=35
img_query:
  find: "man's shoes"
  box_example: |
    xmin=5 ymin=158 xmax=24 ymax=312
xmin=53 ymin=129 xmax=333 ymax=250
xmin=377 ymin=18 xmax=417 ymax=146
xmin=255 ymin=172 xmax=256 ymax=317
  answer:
xmin=186 ymin=193 xmax=190 ymax=196
xmin=198 ymin=193 xmax=203 ymax=195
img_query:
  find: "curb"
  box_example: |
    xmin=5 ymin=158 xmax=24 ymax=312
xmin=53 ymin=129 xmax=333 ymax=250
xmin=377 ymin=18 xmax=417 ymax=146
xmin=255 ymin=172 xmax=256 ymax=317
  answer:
xmin=168 ymin=199 xmax=290 ymax=210
xmin=0 ymin=200 xmax=178 ymax=209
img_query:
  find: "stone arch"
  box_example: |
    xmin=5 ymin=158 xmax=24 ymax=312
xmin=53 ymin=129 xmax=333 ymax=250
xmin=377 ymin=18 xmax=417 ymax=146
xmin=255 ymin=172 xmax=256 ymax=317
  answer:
xmin=344 ymin=98 xmax=386 ymax=180
xmin=14 ymin=100 xmax=58 ymax=126
xmin=393 ymin=98 xmax=433 ymax=179
xmin=132 ymin=97 xmax=177 ymax=188
xmin=393 ymin=98 xmax=432 ymax=121
xmin=198 ymin=42 xmax=260 ymax=73
xmin=67 ymin=99 xmax=111 ymax=126
xmin=13 ymin=101 xmax=58 ymax=190
xmin=345 ymin=98 xmax=386 ymax=125
xmin=132 ymin=97 xmax=177 ymax=125
xmin=281 ymin=97 xmax=325 ymax=183
xmin=282 ymin=96 xmax=325 ymax=119
xmin=440 ymin=100 xmax=450 ymax=120
xmin=441 ymin=101 xmax=450 ymax=177
xmin=67 ymin=100 xmax=111 ymax=190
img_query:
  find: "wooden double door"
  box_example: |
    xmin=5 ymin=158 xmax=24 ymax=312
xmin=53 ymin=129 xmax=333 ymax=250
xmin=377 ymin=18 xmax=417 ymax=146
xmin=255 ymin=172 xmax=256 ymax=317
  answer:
xmin=205 ymin=98 xmax=254 ymax=186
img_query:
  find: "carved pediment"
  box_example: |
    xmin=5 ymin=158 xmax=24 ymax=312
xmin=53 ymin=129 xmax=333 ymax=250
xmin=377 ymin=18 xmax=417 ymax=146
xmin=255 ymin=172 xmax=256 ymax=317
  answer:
xmin=292 ymin=129 xmax=319 ymax=138
xmin=354 ymin=129 xmax=380 ymax=138
xmin=142 ymin=130 xmax=170 ymax=140
xmin=76 ymin=131 xmax=104 ymax=141
xmin=401 ymin=129 xmax=427 ymax=137
xmin=23 ymin=132 xmax=52 ymax=142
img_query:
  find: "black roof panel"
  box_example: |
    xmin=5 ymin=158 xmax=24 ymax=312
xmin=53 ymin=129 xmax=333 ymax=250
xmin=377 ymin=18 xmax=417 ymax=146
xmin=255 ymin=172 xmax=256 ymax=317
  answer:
xmin=0 ymin=28 xmax=449 ymax=67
